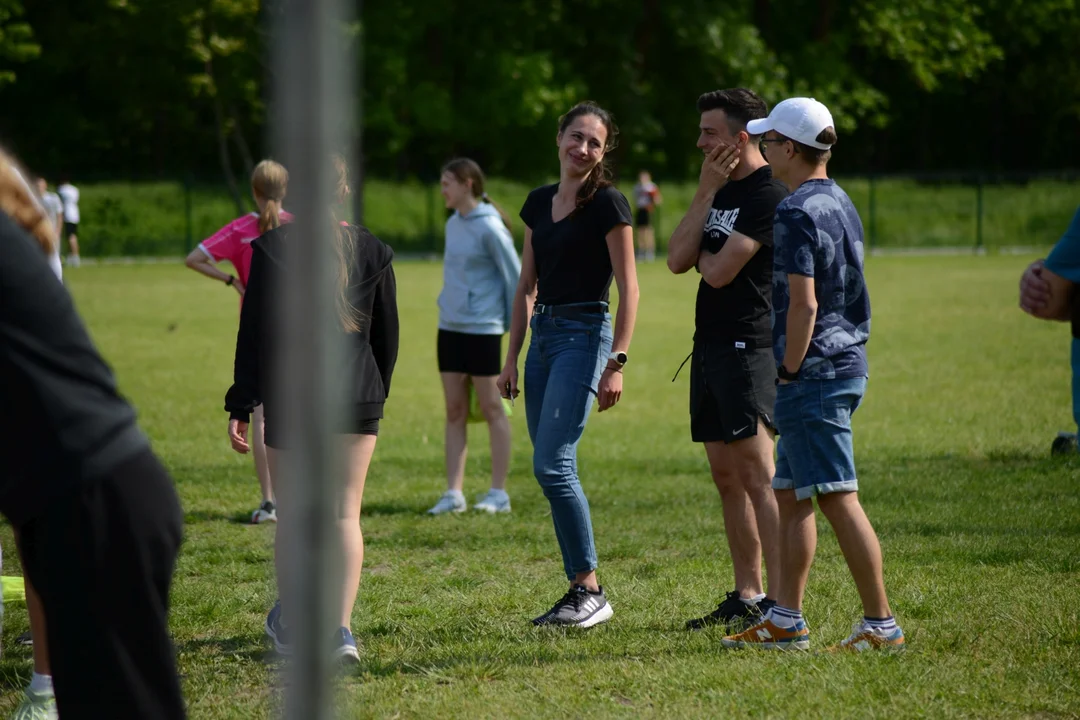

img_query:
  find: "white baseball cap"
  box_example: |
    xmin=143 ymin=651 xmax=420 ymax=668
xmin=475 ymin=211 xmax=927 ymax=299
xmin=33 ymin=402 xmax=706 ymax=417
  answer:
xmin=747 ymin=97 xmax=835 ymax=150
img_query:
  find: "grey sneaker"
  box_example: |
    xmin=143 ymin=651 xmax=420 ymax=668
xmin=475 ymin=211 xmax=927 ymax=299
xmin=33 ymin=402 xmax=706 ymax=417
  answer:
xmin=427 ymin=491 xmax=467 ymax=515
xmin=12 ymin=688 xmax=58 ymax=720
xmin=532 ymin=585 xmax=613 ymax=628
xmin=473 ymin=489 xmax=511 ymax=514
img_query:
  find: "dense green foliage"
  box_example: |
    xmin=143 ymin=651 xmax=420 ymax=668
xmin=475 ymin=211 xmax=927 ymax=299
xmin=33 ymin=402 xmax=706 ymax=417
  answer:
xmin=1 ymin=258 xmax=1077 ymax=718
xmin=0 ymin=0 xmax=1077 ymax=184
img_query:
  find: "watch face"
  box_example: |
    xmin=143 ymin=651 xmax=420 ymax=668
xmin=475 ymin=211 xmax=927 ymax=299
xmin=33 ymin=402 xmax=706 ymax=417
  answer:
xmin=616 ymin=352 xmax=628 ymax=365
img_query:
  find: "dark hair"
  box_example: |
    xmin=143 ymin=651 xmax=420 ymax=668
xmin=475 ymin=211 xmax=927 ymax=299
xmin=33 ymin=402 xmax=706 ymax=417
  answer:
xmin=696 ymin=88 xmax=769 ymax=138
xmin=785 ymin=127 xmax=837 ymax=165
xmin=441 ymin=157 xmax=512 ymax=231
xmin=557 ymin=101 xmax=619 ymax=209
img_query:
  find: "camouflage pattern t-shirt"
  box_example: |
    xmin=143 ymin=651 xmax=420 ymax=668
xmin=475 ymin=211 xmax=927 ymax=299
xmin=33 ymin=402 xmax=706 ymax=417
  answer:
xmin=772 ymin=179 xmax=870 ymax=380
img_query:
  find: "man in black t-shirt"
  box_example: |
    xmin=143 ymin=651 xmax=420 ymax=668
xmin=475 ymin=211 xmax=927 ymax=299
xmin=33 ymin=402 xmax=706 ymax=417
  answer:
xmin=667 ymin=88 xmax=788 ymax=632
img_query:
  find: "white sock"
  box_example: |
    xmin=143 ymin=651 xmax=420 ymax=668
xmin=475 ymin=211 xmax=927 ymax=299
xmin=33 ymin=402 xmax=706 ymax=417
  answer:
xmin=740 ymin=593 xmax=767 ymax=606
xmin=766 ymin=605 xmax=804 ymax=629
xmin=863 ymin=615 xmax=898 ymax=633
xmin=28 ymin=672 xmax=53 ymax=694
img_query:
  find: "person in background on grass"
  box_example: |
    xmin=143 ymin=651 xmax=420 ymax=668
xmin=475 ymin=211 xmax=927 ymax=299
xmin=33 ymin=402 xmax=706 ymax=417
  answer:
xmin=632 ymin=170 xmax=662 ymax=261
xmin=666 ymin=88 xmax=786 ymax=633
xmin=0 ymin=148 xmax=186 ymax=719
xmin=186 ymin=160 xmax=292 ymax=524
xmin=36 ymin=177 xmax=63 ymax=280
xmin=723 ymin=98 xmax=905 ymax=652
xmin=498 ymin=101 xmax=639 ymax=627
xmin=429 ymin=158 xmax=521 ymax=515
xmin=1019 ymin=207 xmax=1080 ymax=455
xmin=225 ymin=155 xmax=399 ymax=663
xmin=56 ymin=177 xmax=80 ymax=268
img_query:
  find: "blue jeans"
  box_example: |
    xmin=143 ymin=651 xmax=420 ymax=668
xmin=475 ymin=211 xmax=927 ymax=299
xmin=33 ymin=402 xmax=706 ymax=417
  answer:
xmin=524 ymin=311 xmax=613 ymax=581
xmin=772 ymin=377 xmax=867 ymax=502
xmin=1073 ymin=338 xmax=1080 ymax=432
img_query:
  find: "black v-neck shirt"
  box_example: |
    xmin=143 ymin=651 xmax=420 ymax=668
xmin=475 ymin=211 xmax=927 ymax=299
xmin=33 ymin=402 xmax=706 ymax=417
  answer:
xmin=519 ymin=184 xmax=633 ymax=305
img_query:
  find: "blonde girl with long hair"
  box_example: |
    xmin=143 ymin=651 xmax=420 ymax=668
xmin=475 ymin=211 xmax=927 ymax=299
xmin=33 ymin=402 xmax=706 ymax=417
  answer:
xmin=186 ymin=160 xmax=291 ymax=524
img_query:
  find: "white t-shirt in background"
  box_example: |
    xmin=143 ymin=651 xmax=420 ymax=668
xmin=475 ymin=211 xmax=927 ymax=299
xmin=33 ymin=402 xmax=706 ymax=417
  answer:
xmin=58 ymin=184 xmax=80 ymax=224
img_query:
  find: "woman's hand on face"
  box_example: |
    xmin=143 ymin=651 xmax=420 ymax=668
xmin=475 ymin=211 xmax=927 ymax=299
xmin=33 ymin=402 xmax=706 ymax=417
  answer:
xmin=597 ymin=365 xmax=623 ymax=412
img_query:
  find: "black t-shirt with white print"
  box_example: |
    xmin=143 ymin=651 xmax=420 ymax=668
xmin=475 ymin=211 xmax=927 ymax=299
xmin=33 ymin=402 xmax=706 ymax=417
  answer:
xmin=520 ymin=184 xmax=633 ymax=306
xmin=694 ymin=165 xmax=788 ymax=346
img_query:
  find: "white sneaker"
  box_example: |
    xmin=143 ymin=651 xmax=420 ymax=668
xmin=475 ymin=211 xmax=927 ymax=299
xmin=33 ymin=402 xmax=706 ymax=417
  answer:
xmin=427 ymin=491 xmax=466 ymax=515
xmin=473 ymin=489 xmax=511 ymax=514
xmin=251 ymin=500 xmax=277 ymax=524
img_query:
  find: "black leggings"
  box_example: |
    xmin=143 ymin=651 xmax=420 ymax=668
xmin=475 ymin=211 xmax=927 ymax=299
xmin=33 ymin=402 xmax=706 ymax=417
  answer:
xmin=19 ymin=449 xmax=186 ymax=719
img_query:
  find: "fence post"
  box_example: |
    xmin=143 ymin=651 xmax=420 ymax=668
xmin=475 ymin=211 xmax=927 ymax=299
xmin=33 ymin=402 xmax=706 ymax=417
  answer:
xmin=975 ymin=175 xmax=984 ymax=253
xmin=428 ymin=181 xmax=437 ymax=252
xmin=868 ymin=175 xmax=877 ymax=252
xmin=184 ymin=176 xmax=193 ymax=255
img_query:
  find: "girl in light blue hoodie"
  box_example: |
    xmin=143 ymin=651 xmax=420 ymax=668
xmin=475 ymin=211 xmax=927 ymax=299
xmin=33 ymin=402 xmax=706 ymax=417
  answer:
xmin=429 ymin=158 xmax=521 ymax=515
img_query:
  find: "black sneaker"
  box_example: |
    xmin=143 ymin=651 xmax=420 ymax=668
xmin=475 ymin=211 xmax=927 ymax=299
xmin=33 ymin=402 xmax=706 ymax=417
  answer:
xmin=532 ymin=585 xmax=613 ymax=628
xmin=16 ymin=630 xmax=32 ymax=646
xmin=685 ymin=590 xmax=766 ymax=631
xmin=1051 ymin=432 xmax=1078 ymax=456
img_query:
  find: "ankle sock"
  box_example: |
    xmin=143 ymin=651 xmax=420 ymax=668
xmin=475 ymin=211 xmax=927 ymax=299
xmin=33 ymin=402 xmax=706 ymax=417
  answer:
xmin=863 ymin=615 xmax=898 ymax=633
xmin=767 ymin=605 xmax=804 ymax=629
xmin=28 ymin=672 xmax=53 ymax=694
xmin=740 ymin=593 xmax=767 ymax=606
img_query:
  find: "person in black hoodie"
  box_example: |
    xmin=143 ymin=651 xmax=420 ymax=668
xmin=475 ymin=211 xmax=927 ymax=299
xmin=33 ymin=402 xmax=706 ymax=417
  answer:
xmin=0 ymin=150 xmax=185 ymax=718
xmin=224 ymin=156 xmax=399 ymax=663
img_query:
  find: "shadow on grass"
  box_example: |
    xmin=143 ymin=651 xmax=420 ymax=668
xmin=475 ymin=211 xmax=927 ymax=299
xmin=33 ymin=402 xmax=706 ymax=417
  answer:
xmin=362 ymin=500 xmax=426 ymax=517
xmin=179 ymin=635 xmax=276 ymax=664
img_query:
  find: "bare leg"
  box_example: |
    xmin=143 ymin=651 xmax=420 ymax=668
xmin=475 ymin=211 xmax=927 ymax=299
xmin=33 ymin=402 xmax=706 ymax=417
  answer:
xmin=817 ymin=492 xmax=892 ymax=618
xmin=337 ymin=434 xmax=376 ymax=627
xmin=26 ymin=579 xmax=50 ymax=675
xmin=68 ymin=232 xmax=80 ymax=260
xmin=775 ymin=489 xmax=816 ymax=610
xmin=573 ymin=570 xmax=599 ymax=593
xmin=705 ymin=440 xmax=763 ymax=598
xmin=266 ymin=448 xmax=290 ymax=608
xmin=733 ymin=421 xmax=781 ymax=599
xmin=641 ymin=226 xmax=656 ymax=259
xmin=441 ymin=373 xmax=469 ymax=492
xmin=472 ymin=375 xmax=510 ymax=491
xmin=252 ymin=404 xmax=274 ymax=505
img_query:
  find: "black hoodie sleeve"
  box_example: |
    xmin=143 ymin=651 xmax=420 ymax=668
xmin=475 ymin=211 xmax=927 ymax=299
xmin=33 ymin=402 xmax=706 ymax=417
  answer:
xmin=369 ymin=261 xmax=399 ymax=398
xmin=224 ymin=243 xmax=266 ymax=422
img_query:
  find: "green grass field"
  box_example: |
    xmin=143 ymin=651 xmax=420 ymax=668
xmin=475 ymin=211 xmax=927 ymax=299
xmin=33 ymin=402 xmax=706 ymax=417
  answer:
xmin=76 ymin=177 xmax=1080 ymax=257
xmin=1 ymin=257 xmax=1078 ymax=718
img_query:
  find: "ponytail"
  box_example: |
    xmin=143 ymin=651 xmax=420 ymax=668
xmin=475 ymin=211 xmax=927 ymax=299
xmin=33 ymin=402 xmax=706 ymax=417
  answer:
xmin=575 ymin=162 xmax=612 ymax=211
xmin=480 ymin=192 xmax=513 ymax=233
xmin=258 ymin=198 xmax=282 ymax=234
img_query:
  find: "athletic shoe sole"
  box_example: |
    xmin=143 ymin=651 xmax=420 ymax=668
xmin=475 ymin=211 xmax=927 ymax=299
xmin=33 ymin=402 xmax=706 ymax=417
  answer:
xmin=334 ymin=644 xmax=361 ymax=664
xmin=720 ymin=636 xmax=809 ymax=651
xmin=427 ymin=506 xmax=466 ymax=515
xmin=473 ymin=504 xmax=511 ymax=514
xmin=252 ymin=511 xmax=277 ymax=524
xmin=536 ymin=602 xmax=614 ymax=629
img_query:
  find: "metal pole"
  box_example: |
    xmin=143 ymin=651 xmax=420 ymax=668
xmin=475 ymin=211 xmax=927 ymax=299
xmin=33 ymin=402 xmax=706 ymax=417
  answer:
xmin=270 ymin=0 xmax=356 ymax=717
xmin=868 ymin=175 xmax=877 ymax=252
xmin=975 ymin=176 xmax=984 ymax=252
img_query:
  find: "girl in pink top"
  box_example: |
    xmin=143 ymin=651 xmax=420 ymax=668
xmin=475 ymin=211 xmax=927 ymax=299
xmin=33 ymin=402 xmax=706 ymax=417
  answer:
xmin=185 ymin=160 xmax=290 ymax=524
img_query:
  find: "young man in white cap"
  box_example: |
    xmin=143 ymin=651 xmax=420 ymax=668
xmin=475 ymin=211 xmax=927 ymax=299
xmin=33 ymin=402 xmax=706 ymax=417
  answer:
xmin=722 ymin=97 xmax=905 ymax=652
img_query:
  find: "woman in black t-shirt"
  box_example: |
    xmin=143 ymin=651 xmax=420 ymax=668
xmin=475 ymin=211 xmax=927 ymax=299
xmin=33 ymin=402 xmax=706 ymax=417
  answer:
xmin=497 ymin=102 xmax=640 ymax=627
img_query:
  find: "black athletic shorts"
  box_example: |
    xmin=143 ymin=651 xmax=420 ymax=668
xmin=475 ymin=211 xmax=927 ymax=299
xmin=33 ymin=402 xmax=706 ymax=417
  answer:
xmin=689 ymin=340 xmax=776 ymax=444
xmin=635 ymin=208 xmax=651 ymax=228
xmin=262 ymin=409 xmax=380 ymax=448
xmin=62 ymin=221 xmax=78 ymax=238
xmin=437 ymin=329 xmax=502 ymax=376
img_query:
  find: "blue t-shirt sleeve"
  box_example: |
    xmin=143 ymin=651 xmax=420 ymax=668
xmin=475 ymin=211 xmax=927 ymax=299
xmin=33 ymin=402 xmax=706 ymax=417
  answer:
xmin=777 ymin=207 xmax=816 ymax=277
xmin=1045 ymin=207 xmax=1080 ymax=283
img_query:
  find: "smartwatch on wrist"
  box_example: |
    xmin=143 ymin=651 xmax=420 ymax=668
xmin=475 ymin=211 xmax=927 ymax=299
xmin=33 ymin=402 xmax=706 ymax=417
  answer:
xmin=225 ymin=275 xmax=236 ymax=287
xmin=608 ymin=351 xmax=628 ymax=368
xmin=776 ymin=363 xmax=800 ymax=382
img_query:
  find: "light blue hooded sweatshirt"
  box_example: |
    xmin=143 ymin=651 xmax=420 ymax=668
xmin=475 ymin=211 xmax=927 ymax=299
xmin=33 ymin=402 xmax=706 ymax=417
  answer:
xmin=438 ymin=201 xmax=521 ymax=335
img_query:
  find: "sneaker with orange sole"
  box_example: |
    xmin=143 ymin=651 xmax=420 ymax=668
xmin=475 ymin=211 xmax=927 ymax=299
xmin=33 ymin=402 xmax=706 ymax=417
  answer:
xmin=826 ymin=621 xmax=905 ymax=653
xmin=721 ymin=617 xmax=810 ymax=650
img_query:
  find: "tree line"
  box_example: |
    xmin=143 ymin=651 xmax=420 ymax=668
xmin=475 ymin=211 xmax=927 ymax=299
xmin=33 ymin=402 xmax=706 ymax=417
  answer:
xmin=0 ymin=0 xmax=1077 ymax=200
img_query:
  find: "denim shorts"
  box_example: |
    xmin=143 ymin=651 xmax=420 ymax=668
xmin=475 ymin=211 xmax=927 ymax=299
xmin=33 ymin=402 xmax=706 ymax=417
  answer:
xmin=772 ymin=377 xmax=866 ymax=501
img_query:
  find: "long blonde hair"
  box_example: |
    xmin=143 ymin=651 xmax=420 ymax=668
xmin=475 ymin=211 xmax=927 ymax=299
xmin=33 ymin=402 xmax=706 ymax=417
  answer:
xmin=0 ymin=149 xmax=57 ymax=256
xmin=252 ymin=159 xmax=289 ymax=233
xmin=331 ymin=154 xmax=365 ymax=334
